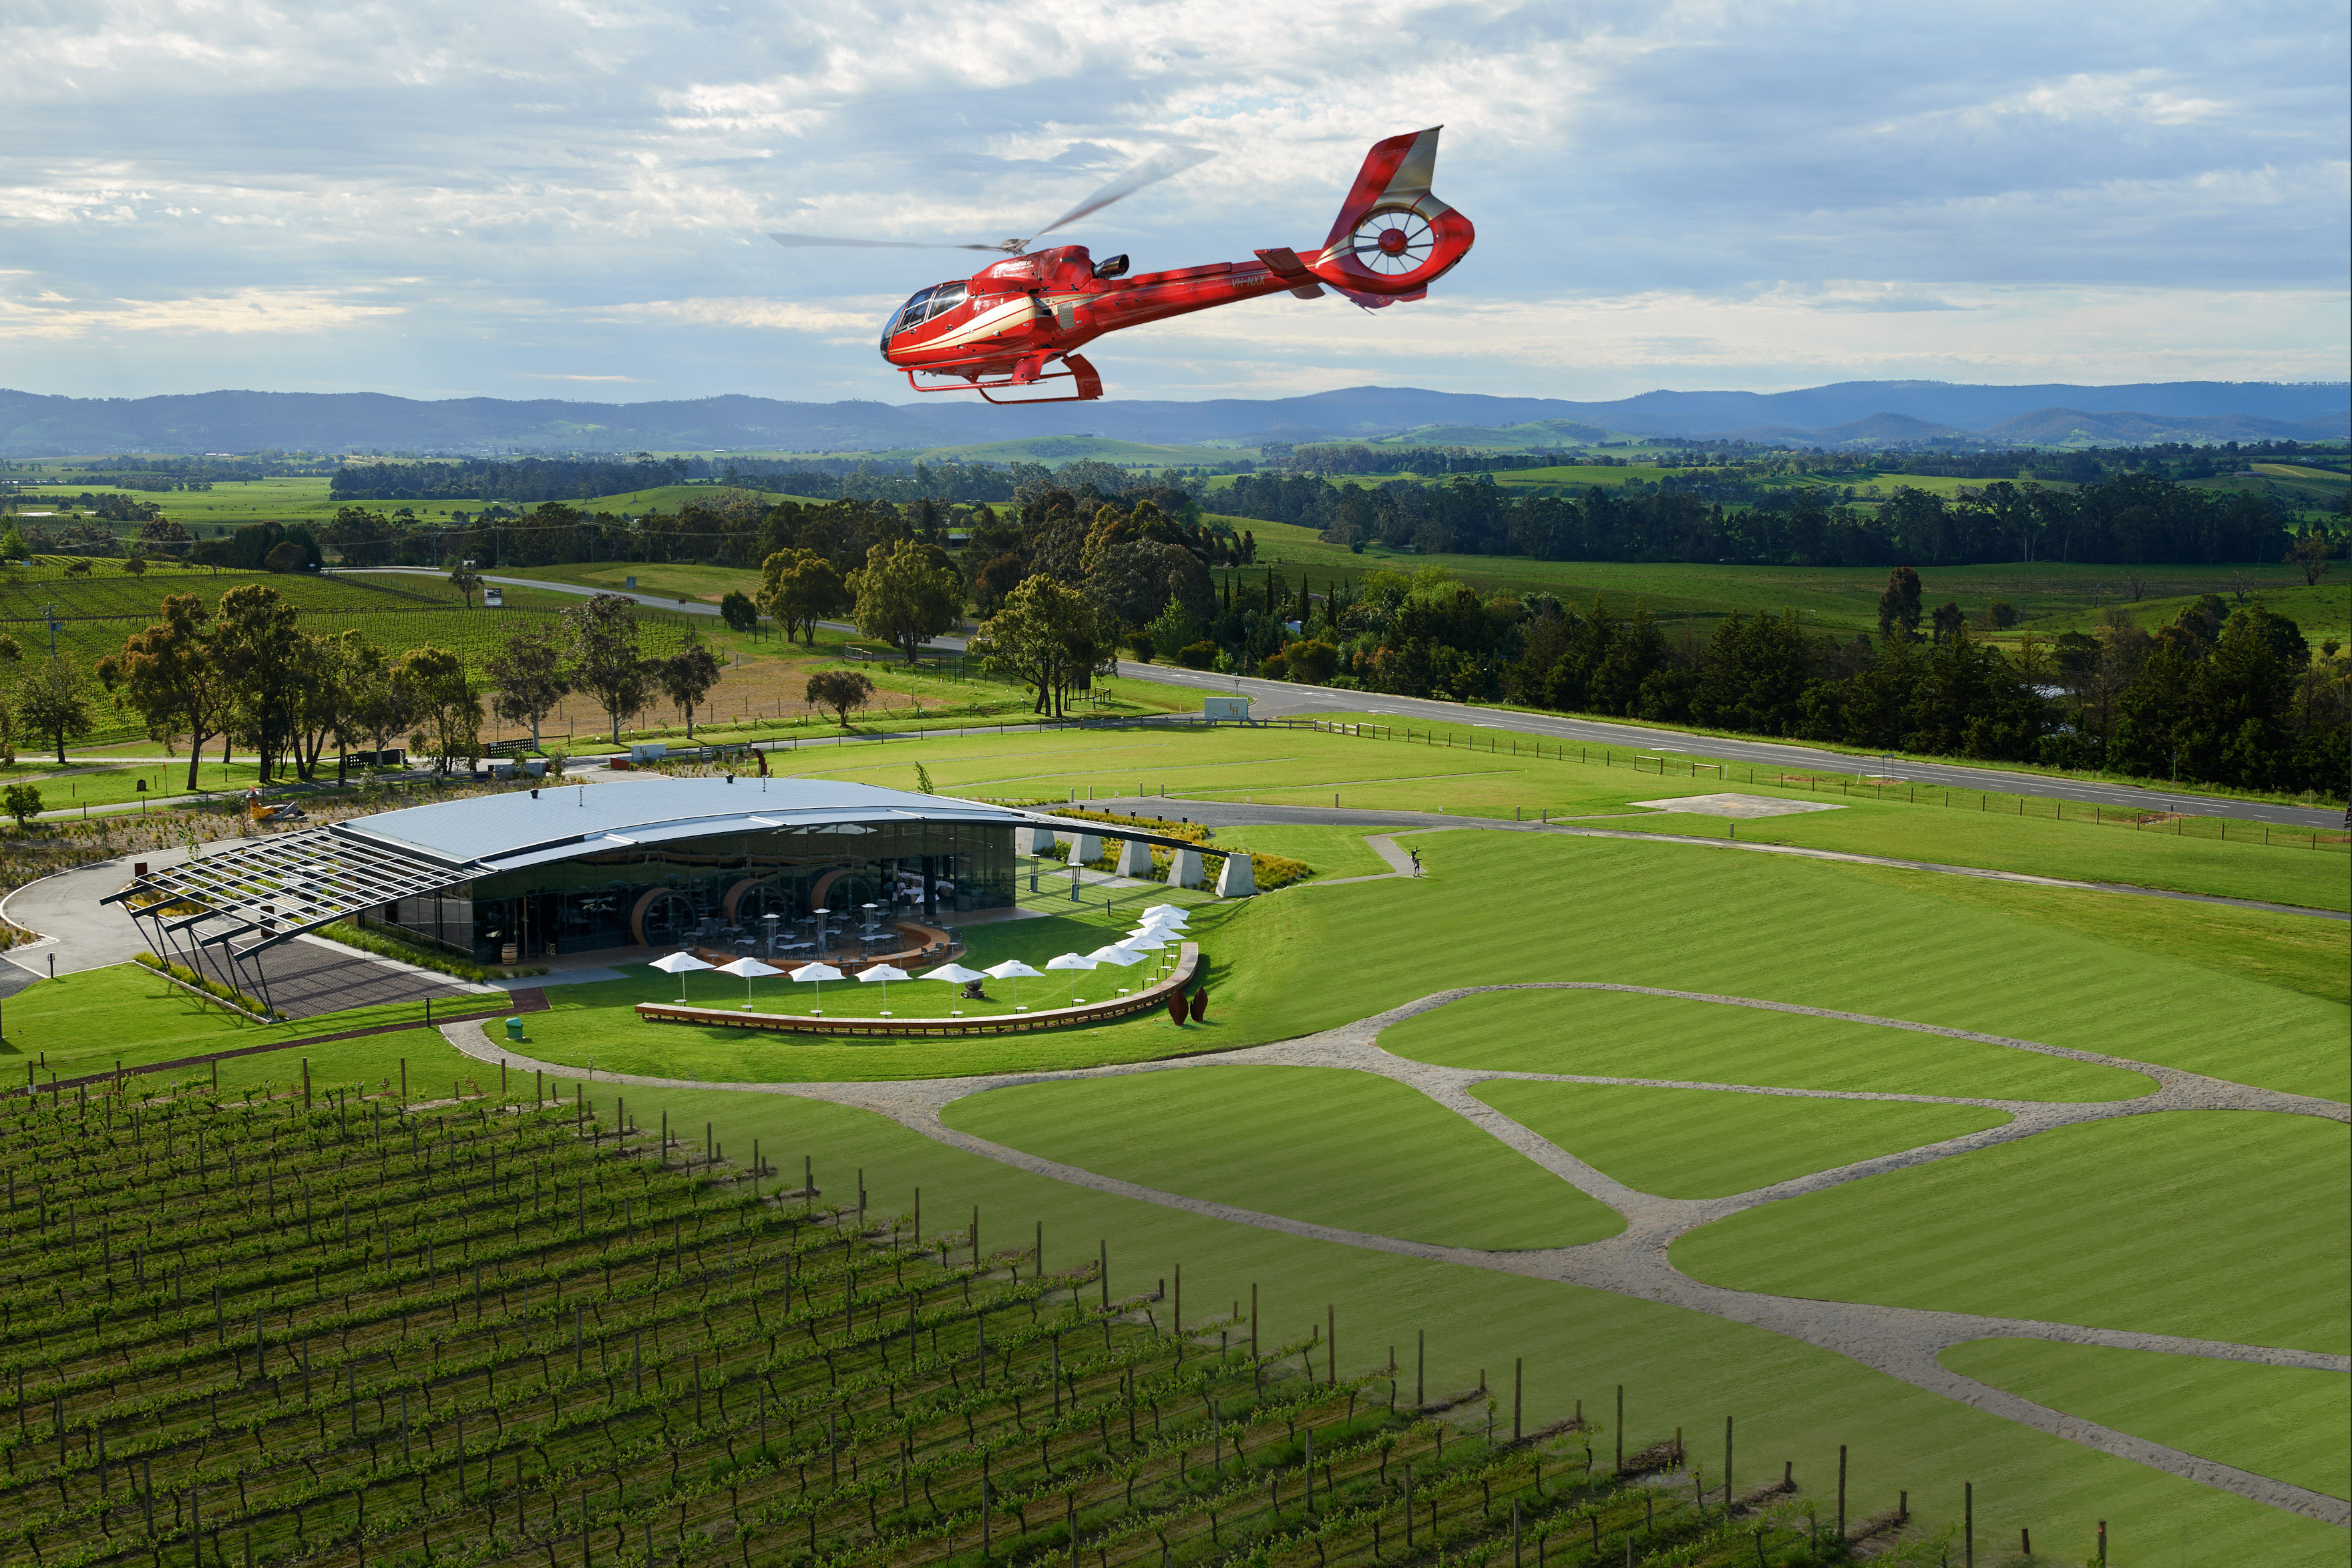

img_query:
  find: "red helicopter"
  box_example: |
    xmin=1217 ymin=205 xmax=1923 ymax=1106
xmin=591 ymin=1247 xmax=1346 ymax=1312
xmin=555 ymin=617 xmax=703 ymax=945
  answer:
xmin=769 ymin=129 xmax=1473 ymax=403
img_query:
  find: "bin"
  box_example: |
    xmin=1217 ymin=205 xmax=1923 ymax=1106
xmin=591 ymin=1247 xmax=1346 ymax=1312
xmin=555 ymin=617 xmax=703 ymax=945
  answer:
xmin=505 ymin=1016 xmax=525 ymax=1042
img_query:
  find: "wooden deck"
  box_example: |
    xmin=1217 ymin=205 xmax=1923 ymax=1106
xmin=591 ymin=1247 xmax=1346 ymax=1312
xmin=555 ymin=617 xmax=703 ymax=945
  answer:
xmin=634 ymin=944 xmax=1201 ymax=1036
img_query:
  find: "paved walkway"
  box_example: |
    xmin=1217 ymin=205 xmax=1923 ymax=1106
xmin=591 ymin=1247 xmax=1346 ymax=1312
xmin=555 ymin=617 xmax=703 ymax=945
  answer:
xmin=441 ymin=983 xmax=2349 ymax=1525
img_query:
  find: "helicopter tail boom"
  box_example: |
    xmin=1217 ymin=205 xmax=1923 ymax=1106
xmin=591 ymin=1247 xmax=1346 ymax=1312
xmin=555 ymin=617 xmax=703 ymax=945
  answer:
xmin=1305 ymin=126 xmax=1475 ymax=301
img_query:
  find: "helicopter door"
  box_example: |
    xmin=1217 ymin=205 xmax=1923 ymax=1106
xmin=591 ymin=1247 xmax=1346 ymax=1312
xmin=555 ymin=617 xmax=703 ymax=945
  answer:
xmin=881 ymin=286 xmax=939 ymax=348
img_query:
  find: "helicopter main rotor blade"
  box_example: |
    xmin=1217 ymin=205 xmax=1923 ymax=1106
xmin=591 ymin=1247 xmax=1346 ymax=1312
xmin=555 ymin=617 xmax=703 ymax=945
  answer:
xmin=1016 ymin=144 xmax=1215 ymax=248
xmin=767 ymin=232 xmax=1012 ymax=252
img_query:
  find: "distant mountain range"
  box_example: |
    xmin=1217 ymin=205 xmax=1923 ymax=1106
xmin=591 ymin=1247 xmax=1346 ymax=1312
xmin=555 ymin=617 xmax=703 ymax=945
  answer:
xmin=0 ymin=381 xmax=2342 ymax=457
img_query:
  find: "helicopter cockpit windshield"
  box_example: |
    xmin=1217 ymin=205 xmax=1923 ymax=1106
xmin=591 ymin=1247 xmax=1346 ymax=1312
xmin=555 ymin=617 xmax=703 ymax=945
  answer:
xmin=881 ymin=283 xmax=968 ymax=347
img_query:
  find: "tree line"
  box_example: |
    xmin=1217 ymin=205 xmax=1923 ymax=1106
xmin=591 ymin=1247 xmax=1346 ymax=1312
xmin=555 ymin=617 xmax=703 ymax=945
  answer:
xmin=1231 ymin=564 xmax=2346 ymax=797
xmin=1207 ymin=469 xmax=2329 ymax=568
xmin=0 ymin=587 xmax=723 ymax=783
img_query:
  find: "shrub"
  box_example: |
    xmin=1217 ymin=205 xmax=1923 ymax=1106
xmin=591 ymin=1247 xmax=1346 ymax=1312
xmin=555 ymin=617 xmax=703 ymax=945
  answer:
xmin=318 ymin=920 xmax=507 ymax=981
xmin=2 ymin=783 xmax=41 ymax=826
xmin=1285 ymin=638 xmax=1339 ymax=684
xmin=1175 ymin=641 xmax=1219 ymax=670
xmin=719 ymin=590 xmax=759 ymax=632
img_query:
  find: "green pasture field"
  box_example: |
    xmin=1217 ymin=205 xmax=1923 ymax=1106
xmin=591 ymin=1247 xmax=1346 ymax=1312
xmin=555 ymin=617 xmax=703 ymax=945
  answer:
xmin=1937 ymin=1341 xmax=2351 ymax=1503
xmin=1468 ymin=1080 xmax=2010 ymax=1200
xmin=1217 ymin=516 xmax=2343 ymax=639
xmin=3 ymin=761 xmax=2343 ymax=1563
xmin=2 ymin=758 xmax=265 ymax=811
xmin=748 ymin=721 xmax=2349 ymax=909
xmin=942 ymin=1065 xmax=1625 ymax=1249
xmin=868 ymin=436 xmax=1241 ymax=467
xmin=498 ymin=559 xmax=783 ymax=604
xmin=3 ymin=475 xmax=830 ymax=534
xmin=1672 ymin=1111 xmax=2351 ymax=1355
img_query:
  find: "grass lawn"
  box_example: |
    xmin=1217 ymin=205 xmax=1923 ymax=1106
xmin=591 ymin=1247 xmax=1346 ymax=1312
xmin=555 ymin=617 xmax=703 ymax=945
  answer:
xmin=1201 ymin=823 xmax=1395 ymax=879
xmin=11 ymin=759 xmax=264 ymax=811
xmin=0 ymin=962 xmax=480 ymax=1079
xmin=1469 ymin=1080 xmax=2011 ymax=1199
xmin=234 ymin=1026 xmax=2349 ymax=1566
xmin=1673 ymin=1111 xmax=2352 ymax=1354
xmin=1842 ymin=865 xmax=2352 ymax=1006
xmin=1937 ymin=1340 xmax=2351 ymax=1502
xmin=743 ymin=723 xmax=2350 ymax=909
xmin=1380 ymin=988 xmax=2152 ymax=1102
xmin=1619 ymin=799 xmax=2349 ymax=913
xmin=1224 ymin=830 xmax=2347 ymax=1101
xmin=465 ymin=788 xmax=2341 ymax=1100
xmin=514 ymin=894 xmax=1239 ymax=1083
xmin=941 ymin=1065 xmax=1624 ymax=1249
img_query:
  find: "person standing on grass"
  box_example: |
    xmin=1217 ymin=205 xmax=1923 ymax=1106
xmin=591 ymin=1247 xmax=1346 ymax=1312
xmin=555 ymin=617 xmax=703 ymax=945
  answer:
xmin=1410 ymin=848 xmax=1421 ymax=875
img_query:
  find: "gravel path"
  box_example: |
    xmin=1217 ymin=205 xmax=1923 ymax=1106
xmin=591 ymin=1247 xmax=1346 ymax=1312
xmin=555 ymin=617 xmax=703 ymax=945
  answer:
xmin=440 ymin=984 xmax=2350 ymax=1524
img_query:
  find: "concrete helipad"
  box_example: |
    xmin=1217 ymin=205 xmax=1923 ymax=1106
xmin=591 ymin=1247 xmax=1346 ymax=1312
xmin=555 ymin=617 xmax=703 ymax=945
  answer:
xmin=1631 ymin=792 xmax=1846 ymax=819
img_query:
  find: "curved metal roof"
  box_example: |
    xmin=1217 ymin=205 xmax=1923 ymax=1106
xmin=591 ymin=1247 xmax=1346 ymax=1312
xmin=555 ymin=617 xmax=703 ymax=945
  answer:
xmin=335 ymin=775 xmax=1034 ymax=873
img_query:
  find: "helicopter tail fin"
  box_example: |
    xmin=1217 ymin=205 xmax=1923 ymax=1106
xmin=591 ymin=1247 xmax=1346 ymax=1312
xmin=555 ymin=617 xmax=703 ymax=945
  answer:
xmin=1303 ymin=127 xmax=1475 ymax=302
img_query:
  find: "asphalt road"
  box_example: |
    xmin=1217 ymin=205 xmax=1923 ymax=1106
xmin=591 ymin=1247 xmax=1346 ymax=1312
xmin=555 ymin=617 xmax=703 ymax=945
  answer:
xmin=340 ymin=569 xmax=2343 ymax=831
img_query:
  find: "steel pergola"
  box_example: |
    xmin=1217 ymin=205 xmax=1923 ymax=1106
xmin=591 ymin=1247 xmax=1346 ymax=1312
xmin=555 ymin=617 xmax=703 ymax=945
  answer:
xmin=100 ymin=827 xmax=468 ymax=1015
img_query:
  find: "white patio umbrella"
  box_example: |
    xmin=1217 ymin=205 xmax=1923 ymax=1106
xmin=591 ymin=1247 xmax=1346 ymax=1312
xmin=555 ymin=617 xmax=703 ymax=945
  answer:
xmin=716 ymin=955 xmax=784 ymax=1010
xmin=858 ymin=962 xmax=914 ymax=1014
xmin=791 ymin=960 xmax=845 ymax=1014
xmin=1089 ymin=943 xmax=1148 ymax=996
xmin=1121 ymin=930 xmax=1168 ymax=950
xmin=986 ymin=958 xmax=1043 ymax=1009
xmin=1142 ymin=903 xmax=1185 ymax=919
xmin=1043 ymin=951 xmax=1097 ymax=1005
xmin=923 ymin=961 xmax=987 ymax=1016
xmin=650 ymin=950 xmax=714 ymax=1004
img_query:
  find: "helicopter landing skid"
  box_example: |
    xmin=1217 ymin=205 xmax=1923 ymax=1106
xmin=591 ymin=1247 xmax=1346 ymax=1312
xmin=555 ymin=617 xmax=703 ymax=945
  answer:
xmin=904 ymin=354 xmax=1103 ymax=403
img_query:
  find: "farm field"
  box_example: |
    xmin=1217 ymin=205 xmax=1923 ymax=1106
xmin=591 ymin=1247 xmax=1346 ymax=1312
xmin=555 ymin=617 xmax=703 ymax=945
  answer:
xmin=2 ymin=719 xmax=2344 ymax=1568
xmin=3 ymin=475 xmax=825 ymax=534
xmin=1214 ymin=516 xmax=2345 ymax=640
xmin=0 ymin=1061 xmax=2015 ymax=1568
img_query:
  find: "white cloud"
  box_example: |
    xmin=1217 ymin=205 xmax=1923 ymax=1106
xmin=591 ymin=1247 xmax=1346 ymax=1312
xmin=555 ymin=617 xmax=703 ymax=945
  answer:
xmin=0 ymin=0 xmax=2340 ymax=399
xmin=0 ymin=286 xmax=404 ymax=340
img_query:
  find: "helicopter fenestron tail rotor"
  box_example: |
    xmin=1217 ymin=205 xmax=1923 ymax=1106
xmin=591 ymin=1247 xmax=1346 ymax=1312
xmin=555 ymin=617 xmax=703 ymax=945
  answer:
xmin=767 ymin=144 xmax=1213 ymax=256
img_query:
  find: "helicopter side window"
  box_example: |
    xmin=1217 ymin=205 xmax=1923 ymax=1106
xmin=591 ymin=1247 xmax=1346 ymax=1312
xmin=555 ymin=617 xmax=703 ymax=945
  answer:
xmin=921 ymin=284 xmax=966 ymax=321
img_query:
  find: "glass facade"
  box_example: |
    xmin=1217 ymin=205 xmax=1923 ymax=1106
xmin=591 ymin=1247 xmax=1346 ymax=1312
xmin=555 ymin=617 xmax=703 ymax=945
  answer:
xmin=371 ymin=819 xmax=1014 ymax=962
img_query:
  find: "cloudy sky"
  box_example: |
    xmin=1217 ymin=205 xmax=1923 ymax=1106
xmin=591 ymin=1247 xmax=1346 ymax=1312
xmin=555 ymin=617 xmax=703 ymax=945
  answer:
xmin=3 ymin=0 xmax=2345 ymax=405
